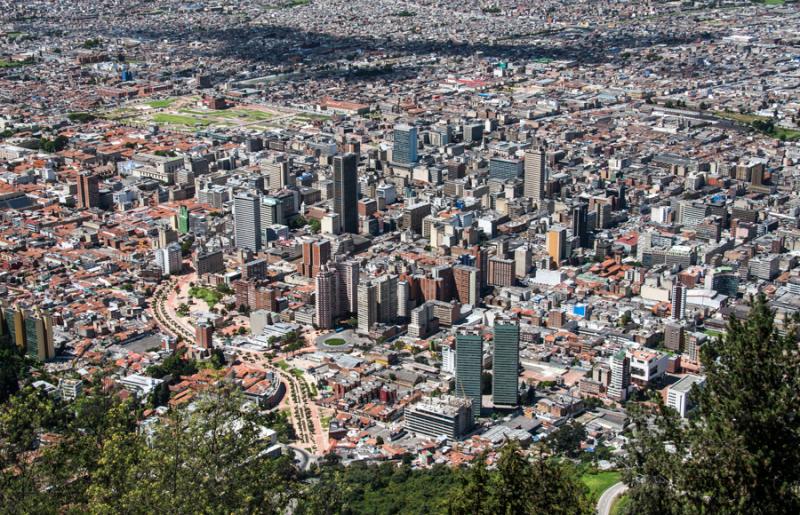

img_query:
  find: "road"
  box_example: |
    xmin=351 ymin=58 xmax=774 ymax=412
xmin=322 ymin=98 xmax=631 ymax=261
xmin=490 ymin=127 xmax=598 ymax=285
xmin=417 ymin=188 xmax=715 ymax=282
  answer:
xmin=597 ymin=481 xmax=628 ymax=515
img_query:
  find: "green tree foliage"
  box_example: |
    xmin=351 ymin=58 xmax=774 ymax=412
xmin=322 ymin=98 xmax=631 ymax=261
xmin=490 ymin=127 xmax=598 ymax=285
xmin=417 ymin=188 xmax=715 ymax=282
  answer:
xmin=547 ymin=421 xmax=587 ymax=459
xmin=450 ymin=443 xmax=594 ymax=515
xmin=146 ymin=349 xmax=198 ymax=379
xmin=620 ymin=295 xmax=800 ymax=514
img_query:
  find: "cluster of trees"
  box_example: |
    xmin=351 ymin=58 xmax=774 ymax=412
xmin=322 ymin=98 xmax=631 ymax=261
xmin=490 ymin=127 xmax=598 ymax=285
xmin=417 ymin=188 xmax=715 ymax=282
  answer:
xmin=619 ymin=295 xmax=800 ymax=514
xmin=39 ymin=135 xmax=69 ymax=153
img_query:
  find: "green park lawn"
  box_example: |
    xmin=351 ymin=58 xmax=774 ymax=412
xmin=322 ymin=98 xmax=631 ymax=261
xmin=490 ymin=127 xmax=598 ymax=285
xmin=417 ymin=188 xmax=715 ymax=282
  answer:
xmin=580 ymin=470 xmax=621 ymax=501
xmin=152 ymin=113 xmax=209 ymax=127
xmin=148 ymin=98 xmax=178 ymax=108
xmin=188 ymin=286 xmax=222 ymax=307
xmin=324 ymin=338 xmax=347 ymax=346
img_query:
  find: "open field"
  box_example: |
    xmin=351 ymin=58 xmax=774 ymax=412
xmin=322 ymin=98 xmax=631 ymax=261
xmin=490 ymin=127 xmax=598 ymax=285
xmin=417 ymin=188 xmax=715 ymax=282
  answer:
xmin=581 ymin=470 xmax=621 ymax=501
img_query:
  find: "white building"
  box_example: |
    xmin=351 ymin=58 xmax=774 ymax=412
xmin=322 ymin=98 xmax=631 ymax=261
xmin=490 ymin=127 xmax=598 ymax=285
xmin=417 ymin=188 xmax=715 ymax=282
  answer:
xmin=667 ymin=374 xmax=705 ymax=418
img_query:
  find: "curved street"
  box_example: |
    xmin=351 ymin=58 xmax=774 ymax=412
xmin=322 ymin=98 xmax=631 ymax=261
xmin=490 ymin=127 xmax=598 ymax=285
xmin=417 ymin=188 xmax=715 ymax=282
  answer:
xmin=597 ymin=482 xmax=628 ymax=515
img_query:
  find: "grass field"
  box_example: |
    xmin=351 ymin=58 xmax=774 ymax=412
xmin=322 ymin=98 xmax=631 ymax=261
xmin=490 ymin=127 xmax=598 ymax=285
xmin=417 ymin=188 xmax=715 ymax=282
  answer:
xmin=153 ymin=113 xmax=210 ymax=127
xmin=0 ymin=59 xmax=25 ymax=68
xmin=276 ymin=360 xmax=290 ymax=371
xmin=188 ymin=286 xmax=222 ymax=307
xmin=580 ymin=470 xmax=621 ymax=501
xmin=148 ymin=98 xmax=178 ymax=108
xmin=713 ymin=110 xmax=768 ymax=124
xmin=324 ymin=338 xmax=347 ymax=346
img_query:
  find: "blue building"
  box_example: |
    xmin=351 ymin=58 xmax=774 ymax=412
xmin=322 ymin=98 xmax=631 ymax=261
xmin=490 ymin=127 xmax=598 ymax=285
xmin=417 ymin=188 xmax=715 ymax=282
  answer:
xmin=392 ymin=124 xmax=418 ymax=165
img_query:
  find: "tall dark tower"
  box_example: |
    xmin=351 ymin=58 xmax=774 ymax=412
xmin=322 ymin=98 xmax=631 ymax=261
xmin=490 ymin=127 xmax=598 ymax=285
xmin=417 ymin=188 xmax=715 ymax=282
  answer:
xmin=572 ymin=203 xmax=589 ymax=248
xmin=333 ymin=153 xmax=358 ymax=234
xmin=77 ymin=172 xmax=100 ymax=209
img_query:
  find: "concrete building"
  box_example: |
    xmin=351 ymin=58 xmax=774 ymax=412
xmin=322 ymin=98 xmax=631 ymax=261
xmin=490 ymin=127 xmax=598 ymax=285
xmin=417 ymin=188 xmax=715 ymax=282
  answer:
xmin=608 ymin=350 xmax=630 ymax=401
xmin=667 ymin=374 xmax=705 ymax=418
xmin=492 ymin=316 xmax=519 ymax=408
xmin=357 ymin=281 xmax=377 ymax=332
xmin=234 ymin=192 xmax=262 ymax=253
xmin=333 ymin=153 xmax=358 ymax=234
xmin=405 ymin=396 xmax=473 ymax=440
xmin=315 ymin=265 xmax=337 ymax=329
xmin=524 ymin=147 xmax=546 ymax=200
xmin=455 ymin=329 xmax=483 ymax=419
xmin=393 ymin=124 xmax=418 ymax=165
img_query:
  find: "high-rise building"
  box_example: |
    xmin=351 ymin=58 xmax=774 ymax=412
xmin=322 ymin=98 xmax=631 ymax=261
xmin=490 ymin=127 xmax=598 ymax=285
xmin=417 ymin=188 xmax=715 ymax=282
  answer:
xmin=455 ymin=329 xmax=483 ymax=420
xmin=177 ymin=205 xmax=190 ymax=234
xmin=196 ymin=322 xmax=213 ymax=349
xmin=1 ymin=306 xmax=56 ymax=362
xmin=489 ymin=158 xmax=523 ymax=181
xmin=453 ymin=265 xmax=480 ymax=306
xmin=523 ymin=147 xmax=546 ymax=200
xmin=234 ymin=192 xmax=262 ymax=253
xmin=260 ymin=196 xmax=283 ymax=228
xmin=492 ymin=317 xmax=520 ymax=408
xmin=514 ymin=245 xmax=531 ymax=278
xmin=572 ymin=203 xmax=589 ymax=248
xmin=596 ymin=202 xmax=612 ymax=230
xmin=488 ymin=257 xmax=514 ymax=287
xmin=397 ymin=280 xmax=410 ymax=319
xmin=155 ymin=242 xmax=182 ymax=276
xmin=265 ymin=160 xmax=290 ymax=191
xmin=393 ymin=124 xmax=418 ymax=165
xmin=300 ymin=238 xmax=331 ymax=278
xmin=77 ymin=171 xmax=100 ymax=210
xmin=333 ymin=259 xmax=360 ymax=315
xmin=357 ymin=281 xmax=377 ymax=332
xmin=664 ymin=322 xmax=685 ymax=352
xmin=671 ymin=282 xmax=686 ymax=320
xmin=376 ymin=274 xmax=398 ymax=324
xmin=315 ymin=265 xmax=337 ymax=329
xmin=333 ymin=153 xmax=358 ymax=234
xmin=608 ymin=350 xmax=630 ymax=401
xmin=547 ymin=225 xmax=567 ymax=267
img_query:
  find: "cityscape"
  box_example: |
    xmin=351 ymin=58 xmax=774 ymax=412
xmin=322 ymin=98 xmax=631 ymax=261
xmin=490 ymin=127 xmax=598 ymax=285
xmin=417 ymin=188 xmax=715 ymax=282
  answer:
xmin=1 ymin=1 xmax=799 ymax=514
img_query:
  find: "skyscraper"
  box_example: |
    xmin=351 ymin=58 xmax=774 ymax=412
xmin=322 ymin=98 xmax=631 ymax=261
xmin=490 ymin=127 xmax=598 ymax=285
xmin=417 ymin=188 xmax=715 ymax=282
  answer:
xmin=455 ymin=329 xmax=483 ymax=420
xmin=234 ymin=192 xmax=262 ymax=253
xmin=572 ymin=203 xmax=589 ymax=248
xmin=357 ymin=281 xmax=377 ymax=333
xmin=333 ymin=153 xmax=358 ymax=234
xmin=333 ymin=259 xmax=360 ymax=315
xmin=523 ymin=147 xmax=546 ymax=200
xmin=196 ymin=322 xmax=213 ymax=349
xmin=77 ymin=171 xmax=100 ymax=210
xmin=1 ymin=306 xmax=56 ymax=361
xmin=608 ymin=350 xmax=630 ymax=401
xmin=300 ymin=238 xmax=331 ymax=278
xmin=376 ymin=274 xmax=398 ymax=324
xmin=155 ymin=242 xmax=182 ymax=276
xmin=397 ymin=280 xmax=410 ymax=319
xmin=492 ymin=317 xmax=520 ymax=408
xmin=514 ymin=245 xmax=531 ymax=279
xmin=177 ymin=205 xmax=190 ymax=234
xmin=315 ymin=265 xmax=337 ymax=329
xmin=393 ymin=124 xmax=418 ymax=165
xmin=547 ymin=225 xmax=567 ymax=267
xmin=671 ymin=282 xmax=687 ymax=320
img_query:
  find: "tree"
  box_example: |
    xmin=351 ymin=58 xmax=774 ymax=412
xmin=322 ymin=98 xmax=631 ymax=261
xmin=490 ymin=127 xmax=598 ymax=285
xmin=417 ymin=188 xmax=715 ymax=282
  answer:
xmin=308 ymin=218 xmax=321 ymax=234
xmin=547 ymin=421 xmax=587 ymax=459
xmin=620 ymin=295 xmax=800 ymax=514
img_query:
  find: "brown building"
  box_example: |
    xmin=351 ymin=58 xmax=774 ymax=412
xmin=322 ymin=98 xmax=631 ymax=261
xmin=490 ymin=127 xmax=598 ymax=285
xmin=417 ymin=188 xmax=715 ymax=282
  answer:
xmin=488 ymin=257 xmax=514 ymax=287
xmin=196 ymin=322 xmax=213 ymax=349
xmin=300 ymin=239 xmax=331 ymax=278
xmin=77 ymin=171 xmax=100 ymax=209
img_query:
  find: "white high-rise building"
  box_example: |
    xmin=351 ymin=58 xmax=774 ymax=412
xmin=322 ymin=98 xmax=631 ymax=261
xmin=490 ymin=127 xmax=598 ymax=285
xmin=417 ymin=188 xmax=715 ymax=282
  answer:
xmin=357 ymin=281 xmax=377 ymax=333
xmin=155 ymin=242 xmax=182 ymax=276
xmin=524 ymin=147 xmax=546 ymax=200
xmin=234 ymin=192 xmax=262 ymax=252
xmin=315 ymin=265 xmax=336 ymax=330
xmin=441 ymin=343 xmax=455 ymax=374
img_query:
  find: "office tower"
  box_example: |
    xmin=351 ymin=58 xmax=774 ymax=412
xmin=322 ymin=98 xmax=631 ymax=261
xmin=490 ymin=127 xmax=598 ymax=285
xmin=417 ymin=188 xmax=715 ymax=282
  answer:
xmin=492 ymin=317 xmax=520 ymax=408
xmin=156 ymin=226 xmax=178 ymax=249
xmin=608 ymin=350 xmax=630 ymax=401
xmin=455 ymin=329 xmax=483 ymax=420
xmin=375 ymin=274 xmax=398 ymax=324
xmin=234 ymin=192 xmax=262 ymax=253
xmin=333 ymin=153 xmax=358 ymax=234
xmin=3 ymin=307 xmax=56 ymax=361
xmin=315 ymin=265 xmax=337 ymax=329
xmin=441 ymin=344 xmax=456 ymax=374
xmin=523 ymin=147 xmax=546 ymax=200
xmin=572 ymin=203 xmax=589 ymax=248
xmin=77 ymin=171 xmax=100 ymax=209
xmin=393 ymin=124 xmax=418 ymax=165
xmin=489 ymin=157 xmax=522 ymax=181
xmin=404 ymin=396 xmax=473 ymax=440
xmin=155 ymin=242 xmax=182 ymax=276
xmin=664 ymin=322 xmax=685 ymax=352
xmin=177 ymin=205 xmax=190 ymax=234
xmin=453 ymin=265 xmax=480 ymax=306
xmin=397 ymin=280 xmax=410 ymax=319
xmin=265 ymin=160 xmax=290 ymax=190
xmin=596 ymin=202 xmax=612 ymax=230
xmin=671 ymin=282 xmax=686 ymax=320
xmin=333 ymin=259 xmax=360 ymax=315
xmin=300 ymin=238 xmax=331 ymax=278
xmin=196 ymin=322 xmax=213 ymax=349
xmin=260 ymin=197 xmax=283 ymax=228
xmin=357 ymin=281 xmax=377 ymax=332
xmin=547 ymin=225 xmax=567 ymax=267
xmin=488 ymin=257 xmax=514 ymax=287
xmin=514 ymin=245 xmax=531 ymax=278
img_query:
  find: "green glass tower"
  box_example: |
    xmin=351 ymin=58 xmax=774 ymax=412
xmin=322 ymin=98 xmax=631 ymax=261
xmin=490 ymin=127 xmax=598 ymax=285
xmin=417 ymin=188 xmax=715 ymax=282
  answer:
xmin=177 ymin=205 xmax=190 ymax=234
xmin=455 ymin=329 xmax=483 ymax=420
xmin=492 ymin=317 xmax=520 ymax=408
